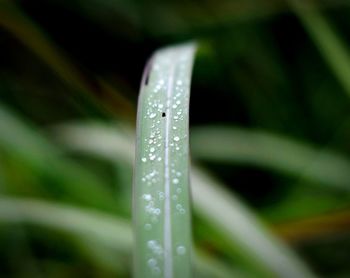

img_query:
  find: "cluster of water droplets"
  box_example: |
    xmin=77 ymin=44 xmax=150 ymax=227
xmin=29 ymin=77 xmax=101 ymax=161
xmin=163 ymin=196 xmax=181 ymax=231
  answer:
xmin=137 ymin=47 xmax=194 ymax=275
xmin=147 ymin=240 xmax=164 ymax=276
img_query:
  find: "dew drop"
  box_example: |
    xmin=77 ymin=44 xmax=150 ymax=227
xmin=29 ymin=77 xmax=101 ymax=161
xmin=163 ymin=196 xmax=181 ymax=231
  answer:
xmin=148 ymin=258 xmax=157 ymax=267
xmin=172 ymin=178 xmax=179 ymax=184
xmin=150 ymin=147 xmax=155 ymax=153
xmin=174 ymin=136 xmax=180 ymax=142
xmin=154 ymin=208 xmax=161 ymax=215
xmin=141 ymin=157 xmax=147 ymax=162
xmin=150 ymin=113 xmax=156 ymax=119
xmin=149 ymin=155 xmax=156 ymax=161
xmin=176 ymin=245 xmax=186 ymax=255
xmin=143 ymin=194 xmax=152 ymax=201
xmin=147 ymin=240 xmax=156 ymax=248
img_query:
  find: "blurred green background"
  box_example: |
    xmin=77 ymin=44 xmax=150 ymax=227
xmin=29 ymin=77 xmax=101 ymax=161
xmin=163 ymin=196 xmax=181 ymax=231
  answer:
xmin=1 ymin=0 xmax=350 ymax=277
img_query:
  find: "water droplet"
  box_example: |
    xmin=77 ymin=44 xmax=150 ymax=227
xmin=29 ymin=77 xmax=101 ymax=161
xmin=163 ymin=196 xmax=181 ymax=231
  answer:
xmin=150 ymin=147 xmax=155 ymax=153
xmin=150 ymin=113 xmax=156 ymax=119
xmin=149 ymin=155 xmax=156 ymax=161
xmin=148 ymin=258 xmax=157 ymax=267
xmin=176 ymin=245 xmax=186 ymax=255
xmin=147 ymin=240 xmax=156 ymax=248
xmin=173 ymin=126 xmax=177 ymax=130
xmin=141 ymin=157 xmax=147 ymax=162
xmin=143 ymin=194 xmax=152 ymax=201
xmin=176 ymin=80 xmax=183 ymax=85
xmin=157 ymin=157 xmax=162 ymax=161
xmin=172 ymin=178 xmax=179 ymax=184
xmin=154 ymin=208 xmax=161 ymax=215
xmin=174 ymin=136 xmax=180 ymax=142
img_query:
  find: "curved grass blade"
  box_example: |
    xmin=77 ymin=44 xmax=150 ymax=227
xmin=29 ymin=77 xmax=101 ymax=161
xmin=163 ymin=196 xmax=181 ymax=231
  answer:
xmin=191 ymin=168 xmax=316 ymax=278
xmin=0 ymin=0 xmax=134 ymax=119
xmin=0 ymin=103 xmax=121 ymax=212
xmin=133 ymin=43 xmax=196 ymax=278
xmin=191 ymin=126 xmax=350 ymax=189
xmin=0 ymin=197 xmax=132 ymax=251
xmin=55 ymin=123 xmax=315 ymax=277
xmin=0 ymin=196 xmax=245 ymax=278
xmin=288 ymin=0 xmax=350 ymax=98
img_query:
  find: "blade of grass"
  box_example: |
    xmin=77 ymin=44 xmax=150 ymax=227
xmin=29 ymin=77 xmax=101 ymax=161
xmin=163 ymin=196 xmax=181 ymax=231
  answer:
xmin=0 ymin=197 xmax=132 ymax=250
xmin=0 ymin=0 xmax=135 ymax=120
xmin=133 ymin=43 xmax=196 ymax=278
xmin=0 ymin=103 xmax=121 ymax=212
xmin=288 ymin=0 xmax=350 ymax=98
xmin=194 ymin=249 xmax=248 ymax=278
xmin=54 ymin=122 xmax=315 ymax=277
xmin=191 ymin=168 xmax=315 ymax=278
xmin=0 ymin=196 xmax=244 ymax=278
xmin=191 ymin=126 xmax=350 ymax=189
xmin=57 ymin=123 xmax=350 ymax=190
xmin=275 ymin=209 xmax=350 ymax=243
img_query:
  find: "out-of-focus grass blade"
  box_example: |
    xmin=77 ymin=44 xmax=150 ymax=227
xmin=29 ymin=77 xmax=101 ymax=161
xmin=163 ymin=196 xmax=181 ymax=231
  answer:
xmin=55 ymin=123 xmax=315 ymax=277
xmin=194 ymin=249 xmax=247 ymax=278
xmin=0 ymin=0 xmax=134 ymax=119
xmin=275 ymin=209 xmax=350 ymax=243
xmin=0 ymin=196 xmax=242 ymax=278
xmin=53 ymin=122 xmax=135 ymax=164
xmin=133 ymin=43 xmax=196 ymax=278
xmin=191 ymin=126 xmax=350 ymax=189
xmin=0 ymin=197 xmax=132 ymax=250
xmin=0 ymin=103 xmax=120 ymax=212
xmin=191 ymin=168 xmax=315 ymax=278
xmin=288 ymin=0 xmax=350 ymax=98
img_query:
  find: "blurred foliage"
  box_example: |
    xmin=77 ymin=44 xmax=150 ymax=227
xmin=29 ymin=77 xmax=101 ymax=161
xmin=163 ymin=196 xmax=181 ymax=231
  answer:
xmin=1 ymin=0 xmax=350 ymax=277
